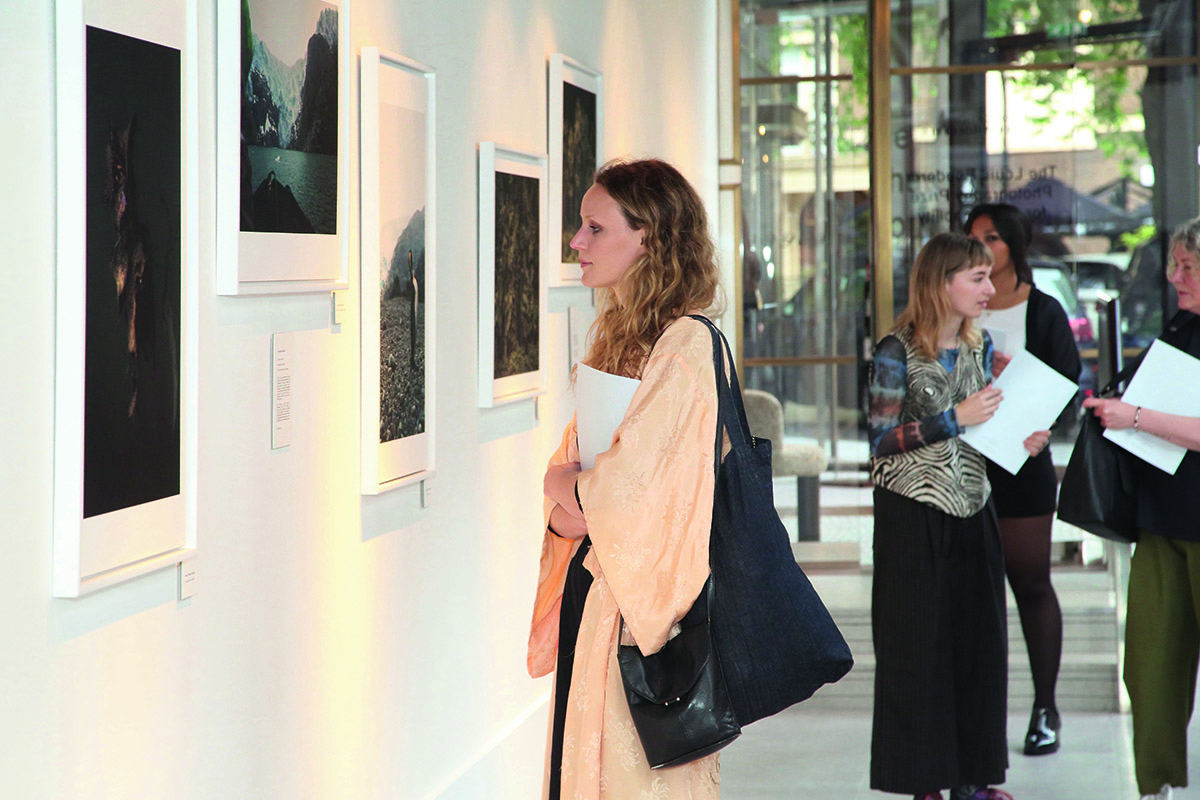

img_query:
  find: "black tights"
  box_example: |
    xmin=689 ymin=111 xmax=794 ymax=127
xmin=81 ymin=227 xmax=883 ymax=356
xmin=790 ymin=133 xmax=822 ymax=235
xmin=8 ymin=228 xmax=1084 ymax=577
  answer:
xmin=998 ymin=513 xmax=1062 ymax=710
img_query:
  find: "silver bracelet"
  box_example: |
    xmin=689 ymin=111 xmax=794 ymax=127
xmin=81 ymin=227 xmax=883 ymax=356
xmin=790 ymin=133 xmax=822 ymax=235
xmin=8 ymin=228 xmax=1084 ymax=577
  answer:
xmin=1134 ymin=406 xmax=1142 ymax=431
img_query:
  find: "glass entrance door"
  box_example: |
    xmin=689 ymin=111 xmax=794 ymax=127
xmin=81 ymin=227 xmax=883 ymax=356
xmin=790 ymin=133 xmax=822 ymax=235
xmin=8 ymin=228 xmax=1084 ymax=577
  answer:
xmin=740 ymin=1 xmax=873 ymax=547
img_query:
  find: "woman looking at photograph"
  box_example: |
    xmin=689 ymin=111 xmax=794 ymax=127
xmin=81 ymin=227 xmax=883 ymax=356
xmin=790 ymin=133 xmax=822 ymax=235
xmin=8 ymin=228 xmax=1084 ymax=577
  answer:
xmin=966 ymin=202 xmax=1081 ymax=757
xmin=869 ymin=232 xmax=1050 ymax=800
xmin=527 ymin=158 xmax=725 ymax=799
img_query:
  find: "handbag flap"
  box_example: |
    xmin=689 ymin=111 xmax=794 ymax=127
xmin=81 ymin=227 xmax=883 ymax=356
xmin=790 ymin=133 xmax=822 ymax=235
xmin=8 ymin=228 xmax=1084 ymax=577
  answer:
xmin=618 ymin=623 xmax=712 ymax=704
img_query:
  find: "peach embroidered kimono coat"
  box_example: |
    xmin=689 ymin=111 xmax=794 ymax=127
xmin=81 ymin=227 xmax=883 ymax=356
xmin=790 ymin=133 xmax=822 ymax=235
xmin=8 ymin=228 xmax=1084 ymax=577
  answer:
xmin=528 ymin=318 xmax=723 ymax=799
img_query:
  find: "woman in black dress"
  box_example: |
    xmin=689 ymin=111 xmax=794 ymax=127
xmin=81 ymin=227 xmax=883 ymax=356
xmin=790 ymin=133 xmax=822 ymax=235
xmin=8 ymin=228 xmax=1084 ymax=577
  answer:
xmin=966 ymin=203 xmax=1081 ymax=756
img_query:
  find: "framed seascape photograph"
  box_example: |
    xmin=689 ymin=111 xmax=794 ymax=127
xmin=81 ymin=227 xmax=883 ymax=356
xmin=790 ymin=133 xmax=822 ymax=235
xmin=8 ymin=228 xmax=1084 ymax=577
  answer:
xmin=53 ymin=0 xmax=198 ymax=597
xmin=215 ymin=0 xmax=349 ymax=294
xmin=478 ymin=143 xmax=548 ymax=408
xmin=359 ymin=47 xmax=436 ymax=494
xmin=548 ymin=54 xmax=602 ymax=284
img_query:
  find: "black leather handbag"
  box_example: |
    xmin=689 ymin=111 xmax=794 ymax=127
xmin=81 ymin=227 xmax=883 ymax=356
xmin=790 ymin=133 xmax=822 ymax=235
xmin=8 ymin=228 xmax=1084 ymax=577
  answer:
xmin=617 ymin=577 xmax=741 ymax=769
xmin=1058 ymin=367 xmax=1140 ymax=543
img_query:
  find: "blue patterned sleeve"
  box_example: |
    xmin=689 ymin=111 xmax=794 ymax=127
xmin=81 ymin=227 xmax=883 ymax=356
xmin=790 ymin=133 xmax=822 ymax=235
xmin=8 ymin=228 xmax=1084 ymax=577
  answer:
xmin=868 ymin=335 xmax=961 ymax=458
xmin=982 ymin=330 xmax=995 ymax=382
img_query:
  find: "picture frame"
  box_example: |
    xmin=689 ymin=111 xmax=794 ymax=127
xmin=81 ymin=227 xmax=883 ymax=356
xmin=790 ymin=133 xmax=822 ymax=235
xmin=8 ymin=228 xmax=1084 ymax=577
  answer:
xmin=548 ymin=54 xmax=603 ymax=284
xmin=359 ymin=47 xmax=436 ymax=494
xmin=53 ymin=0 xmax=199 ymax=597
xmin=478 ymin=143 xmax=549 ymax=408
xmin=215 ymin=0 xmax=350 ymax=295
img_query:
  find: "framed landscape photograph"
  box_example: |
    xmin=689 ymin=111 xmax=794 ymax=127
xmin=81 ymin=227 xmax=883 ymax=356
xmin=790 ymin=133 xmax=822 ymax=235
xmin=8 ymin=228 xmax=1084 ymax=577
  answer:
xmin=548 ymin=54 xmax=603 ymax=284
xmin=359 ymin=47 xmax=436 ymax=494
xmin=216 ymin=0 xmax=349 ymax=294
xmin=478 ymin=143 xmax=548 ymax=408
xmin=54 ymin=0 xmax=198 ymax=597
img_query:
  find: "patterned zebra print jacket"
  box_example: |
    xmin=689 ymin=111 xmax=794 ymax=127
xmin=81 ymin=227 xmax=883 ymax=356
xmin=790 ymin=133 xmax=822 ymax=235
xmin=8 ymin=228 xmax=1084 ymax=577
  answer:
xmin=869 ymin=327 xmax=994 ymax=518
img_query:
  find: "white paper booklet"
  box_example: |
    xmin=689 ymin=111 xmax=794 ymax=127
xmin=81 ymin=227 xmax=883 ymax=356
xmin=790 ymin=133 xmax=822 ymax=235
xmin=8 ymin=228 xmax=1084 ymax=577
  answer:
xmin=1104 ymin=339 xmax=1200 ymax=475
xmin=960 ymin=349 xmax=1077 ymax=475
xmin=576 ymin=363 xmax=641 ymax=470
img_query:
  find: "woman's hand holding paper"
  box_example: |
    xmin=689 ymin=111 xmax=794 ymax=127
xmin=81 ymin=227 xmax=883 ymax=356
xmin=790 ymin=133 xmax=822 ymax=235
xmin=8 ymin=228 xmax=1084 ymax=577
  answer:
xmin=1023 ymin=429 xmax=1051 ymax=456
xmin=956 ymin=385 xmax=1004 ymax=428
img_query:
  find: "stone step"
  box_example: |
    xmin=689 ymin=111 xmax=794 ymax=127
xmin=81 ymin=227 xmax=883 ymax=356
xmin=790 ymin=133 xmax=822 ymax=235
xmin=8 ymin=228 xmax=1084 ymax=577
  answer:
xmin=805 ymin=607 xmax=1121 ymax=713
xmin=800 ymin=656 xmax=1119 ymax=713
xmin=827 ymin=608 xmax=1118 ymax=656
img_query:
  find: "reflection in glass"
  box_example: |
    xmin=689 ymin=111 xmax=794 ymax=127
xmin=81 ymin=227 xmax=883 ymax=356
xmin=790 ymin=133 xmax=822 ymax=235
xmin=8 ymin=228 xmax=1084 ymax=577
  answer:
xmin=895 ymin=0 xmax=1196 ymax=69
xmin=890 ymin=2 xmax=1198 ymax=442
xmin=740 ymin=2 xmax=872 ymax=470
xmin=740 ymin=0 xmax=868 ymax=80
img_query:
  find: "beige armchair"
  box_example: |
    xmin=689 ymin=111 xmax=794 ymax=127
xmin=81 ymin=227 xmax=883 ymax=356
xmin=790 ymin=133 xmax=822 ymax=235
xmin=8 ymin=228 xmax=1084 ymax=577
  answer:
xmin=742 ymin=389 xmax=828 ymax=541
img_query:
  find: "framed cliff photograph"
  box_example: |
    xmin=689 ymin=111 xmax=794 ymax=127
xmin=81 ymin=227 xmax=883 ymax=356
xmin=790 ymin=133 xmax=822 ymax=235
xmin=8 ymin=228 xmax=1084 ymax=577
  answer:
xmin=359 ymin=47 xmax=436 ymax=494
xmin=478 ymin=143 xmax=548 ymax=408
xmin=53 ymin=0 xmax=198 ymax=597
xmin=216 ymin=0 xmax=349 ymax=294
xmin=548 ymin=54 xmax=602 ymax=284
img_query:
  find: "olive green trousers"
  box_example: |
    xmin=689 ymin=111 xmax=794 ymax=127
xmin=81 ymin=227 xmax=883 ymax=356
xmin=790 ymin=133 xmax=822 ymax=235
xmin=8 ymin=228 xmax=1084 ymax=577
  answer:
xmin=1125 ymin=531 xmax=1200 ymax=795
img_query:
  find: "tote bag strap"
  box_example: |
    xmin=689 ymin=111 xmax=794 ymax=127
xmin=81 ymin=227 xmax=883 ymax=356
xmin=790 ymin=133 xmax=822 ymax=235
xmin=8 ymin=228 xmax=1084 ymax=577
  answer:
xmin=686 ymin=315 xmax=753 ymax=473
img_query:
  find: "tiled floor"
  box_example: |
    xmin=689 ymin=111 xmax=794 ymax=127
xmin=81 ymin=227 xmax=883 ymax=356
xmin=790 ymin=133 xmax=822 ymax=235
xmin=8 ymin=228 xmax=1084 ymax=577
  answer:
xmin=720 ymin=563 xmax=1200 ymax=799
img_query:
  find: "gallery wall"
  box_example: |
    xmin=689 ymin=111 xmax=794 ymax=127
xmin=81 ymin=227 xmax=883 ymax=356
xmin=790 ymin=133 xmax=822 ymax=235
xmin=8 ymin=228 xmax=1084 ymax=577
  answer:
xmin=1 ymin=0 xmax=720 ymax=797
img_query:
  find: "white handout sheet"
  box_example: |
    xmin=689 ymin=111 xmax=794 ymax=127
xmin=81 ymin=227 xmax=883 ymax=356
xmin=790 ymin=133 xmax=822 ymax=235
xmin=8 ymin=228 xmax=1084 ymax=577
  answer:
xmin=960 ymin=349 xmax=1077 ymax=475
xmin=575 ymin=363 xmax=641 ymax=469
xmin=1104 ymin=339 xmax=1200 ymax=475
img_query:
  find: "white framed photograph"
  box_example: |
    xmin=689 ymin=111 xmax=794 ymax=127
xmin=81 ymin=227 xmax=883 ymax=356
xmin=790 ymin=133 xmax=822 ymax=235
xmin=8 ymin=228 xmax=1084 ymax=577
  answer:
xmin=359 ymin=47 xmax=436 ymax=494
xmin=215 ymin=0 xmax=350 ymax=295
xmin=53 ymin=0 xmax=199 ymax=597
xmin=548 ymin=54 xmax=603 ymax=285
xmin=478 ymin=143 xmax=548 ymax=408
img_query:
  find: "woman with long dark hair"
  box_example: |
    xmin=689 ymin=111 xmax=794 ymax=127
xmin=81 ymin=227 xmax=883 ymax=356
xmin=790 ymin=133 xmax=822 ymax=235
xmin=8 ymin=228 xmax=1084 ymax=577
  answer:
xmin=966 ymin=203 xmax=1081 ymax=757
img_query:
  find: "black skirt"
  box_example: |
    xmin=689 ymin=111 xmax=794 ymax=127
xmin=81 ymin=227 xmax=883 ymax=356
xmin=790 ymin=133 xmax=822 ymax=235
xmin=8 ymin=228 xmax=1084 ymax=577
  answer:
xmin=548 ymin=536 xmax=592 ymax=800
xmin=987 ymin=446 xmax=1057 ymax=518
xmin=870 ymin=487 xmax=1009 ymax=795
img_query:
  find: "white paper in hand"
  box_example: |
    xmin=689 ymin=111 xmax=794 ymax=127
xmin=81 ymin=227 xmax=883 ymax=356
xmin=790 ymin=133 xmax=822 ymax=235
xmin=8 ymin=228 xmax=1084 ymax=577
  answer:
xmin=576 ymin=363 xmax=641 ymax=470
xmin=960 ymin=350 xmax=1077 ymax=475
xmin=1104 ymin=339 xmax=1200 ymax=474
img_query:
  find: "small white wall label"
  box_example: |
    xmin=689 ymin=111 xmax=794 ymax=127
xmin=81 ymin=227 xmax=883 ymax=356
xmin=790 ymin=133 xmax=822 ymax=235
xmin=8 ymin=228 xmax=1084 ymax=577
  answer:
xmin=272 ymin=333 xmax=293 ymax=449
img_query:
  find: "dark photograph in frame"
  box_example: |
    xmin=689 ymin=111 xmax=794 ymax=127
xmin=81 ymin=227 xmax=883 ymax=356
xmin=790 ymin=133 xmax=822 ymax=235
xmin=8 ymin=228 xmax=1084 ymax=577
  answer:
xmin=559 ymin=80 xmax=597 ymax=263
xmin=493 ymin=170 xmax=542 ymax=379
xmin=83 ymin=25 xmax=182 ymax=518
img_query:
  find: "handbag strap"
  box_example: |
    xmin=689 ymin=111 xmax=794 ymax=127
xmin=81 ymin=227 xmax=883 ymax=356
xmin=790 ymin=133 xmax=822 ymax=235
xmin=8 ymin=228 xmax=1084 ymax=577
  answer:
xmin=1098 ymin=356 xmax=1141 ymax=398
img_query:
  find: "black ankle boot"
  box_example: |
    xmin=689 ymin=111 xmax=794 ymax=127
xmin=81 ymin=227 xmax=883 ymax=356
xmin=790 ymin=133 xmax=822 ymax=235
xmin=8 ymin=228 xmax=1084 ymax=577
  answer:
xmin=1024 ymin=705 xmax=1061 ymax=755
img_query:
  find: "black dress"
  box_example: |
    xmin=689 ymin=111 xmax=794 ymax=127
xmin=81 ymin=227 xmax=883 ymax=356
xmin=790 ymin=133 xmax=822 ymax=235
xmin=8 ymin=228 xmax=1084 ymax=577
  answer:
xmin=547 ymin=536 xmax=592 ymax=800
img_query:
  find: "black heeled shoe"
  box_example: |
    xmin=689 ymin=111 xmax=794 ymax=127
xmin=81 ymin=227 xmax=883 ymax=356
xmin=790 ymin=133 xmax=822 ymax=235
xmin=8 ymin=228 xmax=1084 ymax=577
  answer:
xmin=1024 ymin=706 xmax=1061 ymax=755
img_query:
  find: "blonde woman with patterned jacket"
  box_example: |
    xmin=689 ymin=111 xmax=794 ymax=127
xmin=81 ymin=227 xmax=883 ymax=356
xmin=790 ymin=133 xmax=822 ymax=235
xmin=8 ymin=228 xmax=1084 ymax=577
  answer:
xmin=868 ymin=233 xmax=1050 ymax=800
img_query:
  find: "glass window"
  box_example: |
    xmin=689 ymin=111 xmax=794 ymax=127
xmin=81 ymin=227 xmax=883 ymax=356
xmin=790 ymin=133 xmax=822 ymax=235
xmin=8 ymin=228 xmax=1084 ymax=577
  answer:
xmin=740 ymin=1 xmax=872 ymax=472
xmin=890 ymin=1 xmax=1198 ymax=441
xmin=894 ymin=0 xmax=1197 ymax=69
xmin=741 ymin=0 xmax=869 ymax=80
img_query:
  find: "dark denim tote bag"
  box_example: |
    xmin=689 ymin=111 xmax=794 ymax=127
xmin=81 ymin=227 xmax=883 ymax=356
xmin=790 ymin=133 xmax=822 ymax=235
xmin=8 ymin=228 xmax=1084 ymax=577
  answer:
xmin=690 ymin=315 xmax=853 ymax=726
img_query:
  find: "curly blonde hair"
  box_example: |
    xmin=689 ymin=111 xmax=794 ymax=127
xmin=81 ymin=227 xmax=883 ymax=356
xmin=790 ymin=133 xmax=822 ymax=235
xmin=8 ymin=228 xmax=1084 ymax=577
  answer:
xmin=583 ymin=159 xmax=722 ymax=378
xmin=891 ymin=232 xmax=993 ymax=360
